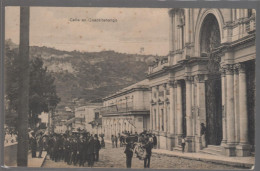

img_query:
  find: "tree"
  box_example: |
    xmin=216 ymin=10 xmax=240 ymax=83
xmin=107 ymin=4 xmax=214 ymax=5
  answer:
xmin=5 ymin=44 xmax=60 ymax=131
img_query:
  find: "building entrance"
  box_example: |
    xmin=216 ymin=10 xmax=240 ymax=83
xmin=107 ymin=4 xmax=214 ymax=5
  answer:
xmin=200 ymin=14 xmax=222 ymax=145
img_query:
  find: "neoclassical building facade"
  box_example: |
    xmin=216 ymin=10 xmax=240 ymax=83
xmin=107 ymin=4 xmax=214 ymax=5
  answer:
xmin=148 ymin=8 xmax=255 ymax=156
xmin=99 ymin=79 xmax=151 ymax=141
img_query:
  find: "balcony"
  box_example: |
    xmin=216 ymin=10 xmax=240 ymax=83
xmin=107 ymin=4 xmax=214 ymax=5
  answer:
xmin=99 ymin=102 xmax=149 ymax=116
xmin=148 ymin=57 xmax=169 ymax=74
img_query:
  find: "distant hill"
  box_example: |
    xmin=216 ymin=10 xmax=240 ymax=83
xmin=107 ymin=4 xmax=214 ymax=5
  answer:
xmin=5 ymin=40 xmax=161 ymax=109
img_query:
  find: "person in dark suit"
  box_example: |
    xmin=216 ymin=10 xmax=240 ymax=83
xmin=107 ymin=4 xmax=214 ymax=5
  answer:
xmin=124 ymin=138 xmax=133 ymax=168
xmin=111 ymin=135 xmax=115 ymax=148
xmin=94 ymin=135 xmax=101 ymax=161
xmin=115 ymin=136 xmax=118 ymax=148
xmin=38 ymin=133 xmax=44 ymax=158
xmin=144 ymin=138 xmax=153 ymax=168
xmin=201 ymin=123 xmax=207 ymax=148
xmin=152 ymin=134 xmax=157 ymax=149
xmin=87 ymin=136 xmax=95 ymax=167
xmin=30 ymin=132 xmax=37 ymax=158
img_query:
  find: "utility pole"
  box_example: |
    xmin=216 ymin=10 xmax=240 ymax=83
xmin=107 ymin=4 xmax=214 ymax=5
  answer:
xmin=17 ymin=6 xmax=30 ymax=166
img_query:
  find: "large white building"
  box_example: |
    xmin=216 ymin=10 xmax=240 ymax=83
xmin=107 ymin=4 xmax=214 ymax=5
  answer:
xmin=148 ymin=8 xmax=255 ymax=157
xmin=100 ymin=79 xmax=151 ymax=140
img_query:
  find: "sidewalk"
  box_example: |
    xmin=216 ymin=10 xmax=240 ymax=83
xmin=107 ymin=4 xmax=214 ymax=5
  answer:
xmin=4 ymin=151 xmax=47 ymax=167
xmin=104 ymin=140 xmax=254 ymax=168
xmin=28 ymin=151 xmax=48 ymax=167
xmin=152 ymin=149 xmax=255 ymax=169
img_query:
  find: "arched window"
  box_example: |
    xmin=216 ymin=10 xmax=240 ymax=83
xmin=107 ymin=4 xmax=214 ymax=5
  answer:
xmin=200 ymin=14 xmax=221 ymax=55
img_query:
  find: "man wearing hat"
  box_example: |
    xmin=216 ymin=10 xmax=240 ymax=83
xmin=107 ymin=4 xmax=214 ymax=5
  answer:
xmin=94 ymin=134 xmax=101 ymax=161
xmin=200 ymin=123 xmax=207 ymax=148
xmin=124 ymin=137 xmax=133 ymax=168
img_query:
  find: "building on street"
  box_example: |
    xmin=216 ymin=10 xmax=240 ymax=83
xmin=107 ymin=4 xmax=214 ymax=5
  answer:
xmin=99 ymin=79 xmax=151 ymax=140
xmin=148 ymin=8 xmax=255 ymax=157
xmin=73 ymin=103 xmax=103 ymax=133
xmin=89 ymin=108 xmax=103 ymax=136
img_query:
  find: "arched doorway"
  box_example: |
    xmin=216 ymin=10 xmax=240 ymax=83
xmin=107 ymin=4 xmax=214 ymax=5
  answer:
xmin=200 ymin=14 xmax=222 ymax=145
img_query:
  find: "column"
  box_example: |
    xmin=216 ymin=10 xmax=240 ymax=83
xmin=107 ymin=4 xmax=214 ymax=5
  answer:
xmin=153 ymin=106 xmax=156 ymax=131
xmin=185 ymin=76 xmax=192 ymax=136
xmin=150 ymin=88 xmax=153 ymax=130
xmin=169 ymin=81 xmax=175 ymax=134
xmin=190 ymin=9 xmax=194 ymax=43
xmin=185 ymin=76 xmax=194 ymax=152
xmin=237 ymin=63 xmax=251 ymax=156
xmin=234 ymin=65 xmax=240 ymax=144
xmin=163 ymin=83 xmax=167 ymax=132
xmin=184 ymin=8 xmax=190 ymax=44
xmin=195 ymin=74 xmax=206 ymax=152
xmin=225 ymin=64 xmax=236 ymax=156
xmin=191 ymin=77 xmax=195 ymax=136
xmin=176 ymin=80 xmax=183 ymax=135
xmin=220 ymin=67 xmax=227 ymax=145
xmin=156 ymin=85 xmax=160 ymax=131
xmin=168 ymin=9 xmax=174 ymax=51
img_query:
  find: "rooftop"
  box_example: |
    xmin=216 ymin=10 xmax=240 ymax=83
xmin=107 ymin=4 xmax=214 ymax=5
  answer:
xmin=103 ymin=79 xmax=150 ymax=101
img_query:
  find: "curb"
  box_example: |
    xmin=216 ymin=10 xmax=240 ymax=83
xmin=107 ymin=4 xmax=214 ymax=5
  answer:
xmin=40 ymin=152 xmax=48 ymax=167
xmin=152 ymin=151 xmax=254 ymax=169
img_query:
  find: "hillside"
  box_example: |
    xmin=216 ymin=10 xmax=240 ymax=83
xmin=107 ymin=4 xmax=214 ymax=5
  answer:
xmin=5 ymin=40 xmax=161 ymax=109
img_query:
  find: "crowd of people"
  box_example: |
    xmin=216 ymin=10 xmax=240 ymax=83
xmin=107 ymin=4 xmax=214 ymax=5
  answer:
xmin=29 ymin=131 xmax=105 ymax=167
xmin=28 ymin=129 xmax=162 ymax=168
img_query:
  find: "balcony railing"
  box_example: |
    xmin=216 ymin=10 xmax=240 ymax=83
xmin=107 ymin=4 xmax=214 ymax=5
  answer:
xmin=99 ymin=102 xmax=149 ymax=115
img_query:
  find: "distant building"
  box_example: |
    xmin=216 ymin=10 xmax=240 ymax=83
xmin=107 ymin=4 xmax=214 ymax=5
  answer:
xmin=99 ymin=79 xmax=150 ymax=141
xmin=89 ymin=108 xmax=103 ymax=136
xmin=54 ymin=120 xmax=67 ymax=134
xmin=73 ymin=103 xmax=103 ymax=132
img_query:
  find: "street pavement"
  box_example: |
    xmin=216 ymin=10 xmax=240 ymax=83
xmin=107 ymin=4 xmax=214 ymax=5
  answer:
xmin=42 ymin=143 xmax=245 ymax=169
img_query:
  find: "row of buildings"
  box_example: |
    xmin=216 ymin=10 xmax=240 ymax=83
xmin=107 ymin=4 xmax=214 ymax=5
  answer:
xmin=54 ymin=8 xmax=256 ymax=157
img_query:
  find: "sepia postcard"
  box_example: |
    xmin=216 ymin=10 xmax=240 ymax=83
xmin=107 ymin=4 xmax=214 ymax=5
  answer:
xmin=3 ymin=7 xmax=256 ymax=169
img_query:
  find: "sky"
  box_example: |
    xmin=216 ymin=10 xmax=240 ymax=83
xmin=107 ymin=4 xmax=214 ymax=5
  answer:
xmin=5 ymin=7 xmax=170 ymax=55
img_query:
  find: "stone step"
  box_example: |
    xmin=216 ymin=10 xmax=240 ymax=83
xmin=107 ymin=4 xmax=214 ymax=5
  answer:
xmin=200 ymin=149 xmax=223 ymax=156
xmin=173 ymin=145 xmax=182 ymax=152
xmin=207 ymin=145 xmax=223 ymax=151
xmin=200 ymin=145 xmax=224 ymax=156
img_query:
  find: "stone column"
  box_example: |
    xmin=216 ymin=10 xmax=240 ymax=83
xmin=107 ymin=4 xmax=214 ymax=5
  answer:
xmin=233 ymin=65 xmax=240 ymax=144
xmin=169 ymin=81 xmax=175 ymax=134
xmin=176 ymin=80 xmax=183 ymax=145
xmin=168 ymin=80 xmax=175 ymax=150
xmin=184 ymin=8 xmax=190 ymax=44
xmin=185 ymin=76 xmax=192 ymax=136
xmin=149 ymin=87 xmax=153 ymax=130
xmin=156 ymin=85 xmax=160 ymax=148
xmin=156 ymin=85 xmax=160 ymax=131
xmin=220 ymin=67 xmax=227 ymax=146
xmin=168 ymin=9 xmax=174 ymax=52
xmin=153 ymin=105 xmax=156 ymax=131
xmin=225 ymin=64 xmax=236 ymax=156
xmin=185 ymin=76 xmax=194 ymax=152
xmin=159 ymin=103 xmax=163 ymax=132
xmin=163 ymin=83 xmax=167 ymax=132
xmin=195 ymin=74 xmax=206 ymax=152
xmin=236 ymin=63 xmax=251 ymax=156
xmin=191 ymin=77 xmax=195 ymax=136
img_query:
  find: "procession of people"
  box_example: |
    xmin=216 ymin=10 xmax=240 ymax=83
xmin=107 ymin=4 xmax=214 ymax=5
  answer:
xmin=28 ymin=129 xmax=160 ymax=168
xmin=29 ymin=130 xmax=103 ymax=167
